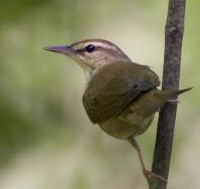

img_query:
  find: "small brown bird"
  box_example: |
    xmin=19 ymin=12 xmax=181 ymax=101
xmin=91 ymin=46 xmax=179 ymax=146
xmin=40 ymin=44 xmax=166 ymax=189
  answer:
xmin=44 ymin=39 xmax=191 ymax=184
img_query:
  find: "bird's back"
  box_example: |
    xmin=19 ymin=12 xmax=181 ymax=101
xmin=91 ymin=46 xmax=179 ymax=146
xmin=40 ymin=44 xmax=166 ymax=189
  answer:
xmin=82 ymin=61 xmax=160 ymax=124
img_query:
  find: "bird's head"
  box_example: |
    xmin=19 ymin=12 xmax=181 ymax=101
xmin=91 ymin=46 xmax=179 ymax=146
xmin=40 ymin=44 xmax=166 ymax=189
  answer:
xmin=44 ymin=39 xmax=131 ymax=72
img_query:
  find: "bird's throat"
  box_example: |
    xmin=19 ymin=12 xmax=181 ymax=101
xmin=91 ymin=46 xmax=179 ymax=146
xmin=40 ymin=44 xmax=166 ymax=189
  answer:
xmin=82 ymin=67 xmax=97 ymax=89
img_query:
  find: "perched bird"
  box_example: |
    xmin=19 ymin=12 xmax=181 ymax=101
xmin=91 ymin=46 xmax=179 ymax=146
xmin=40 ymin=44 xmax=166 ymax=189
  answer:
xmin=44 ymin=39 xmax=191 ymax=184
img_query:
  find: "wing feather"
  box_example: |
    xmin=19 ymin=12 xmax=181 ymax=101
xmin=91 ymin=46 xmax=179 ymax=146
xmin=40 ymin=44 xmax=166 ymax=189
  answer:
xmin=82 ymin=62 xmax=160 ymax=123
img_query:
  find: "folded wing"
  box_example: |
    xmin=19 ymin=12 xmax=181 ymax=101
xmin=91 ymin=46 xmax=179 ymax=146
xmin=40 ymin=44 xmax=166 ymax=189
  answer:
xmin=82 ymin=62 xmax=160 ymax=123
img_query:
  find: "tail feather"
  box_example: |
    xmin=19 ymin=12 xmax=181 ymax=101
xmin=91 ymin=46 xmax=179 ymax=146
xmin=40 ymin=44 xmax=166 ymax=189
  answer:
xmin=163 ymin=87 xmax=193 ymax=100
xmin=131 ymin=87 xmax=192 ymax=117
xmin=176 ymin=87 xmax=193 ymax=95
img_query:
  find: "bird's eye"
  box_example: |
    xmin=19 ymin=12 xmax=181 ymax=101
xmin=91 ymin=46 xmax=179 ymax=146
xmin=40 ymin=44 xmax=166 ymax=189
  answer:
xmin=85 ymin=44 xmax=95 ymax=53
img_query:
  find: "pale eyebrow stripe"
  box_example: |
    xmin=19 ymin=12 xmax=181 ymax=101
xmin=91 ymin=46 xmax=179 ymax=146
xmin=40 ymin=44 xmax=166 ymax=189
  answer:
xmin=86 ymin=42 xmax=118 ymax=51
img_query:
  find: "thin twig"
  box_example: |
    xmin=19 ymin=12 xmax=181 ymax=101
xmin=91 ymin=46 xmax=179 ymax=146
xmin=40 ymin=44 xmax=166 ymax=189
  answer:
xmin=150 ymin=0 xmax=186 ymax=188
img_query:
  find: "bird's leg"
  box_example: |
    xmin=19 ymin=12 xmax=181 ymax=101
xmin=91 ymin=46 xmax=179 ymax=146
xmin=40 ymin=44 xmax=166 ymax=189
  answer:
xmin=128 ymin=137 xmax=167 ymax=185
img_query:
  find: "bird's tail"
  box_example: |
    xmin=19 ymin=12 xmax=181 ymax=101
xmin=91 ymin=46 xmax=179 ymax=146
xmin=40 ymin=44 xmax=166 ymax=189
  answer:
xmin=161 ymin=87 xmax=193 ymax=100
xmin=133 ymin=87 xmax=192 ymax=117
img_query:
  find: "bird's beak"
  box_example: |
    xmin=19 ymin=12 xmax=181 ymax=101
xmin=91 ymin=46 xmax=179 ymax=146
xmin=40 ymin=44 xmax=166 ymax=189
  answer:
xmin=43 ymin=45 xmax=76 ymax=57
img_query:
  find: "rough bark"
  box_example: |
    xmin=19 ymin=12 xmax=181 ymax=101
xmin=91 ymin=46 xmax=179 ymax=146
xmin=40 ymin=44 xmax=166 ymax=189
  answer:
xmin=150 ymin=0 xmax=186 ymax=188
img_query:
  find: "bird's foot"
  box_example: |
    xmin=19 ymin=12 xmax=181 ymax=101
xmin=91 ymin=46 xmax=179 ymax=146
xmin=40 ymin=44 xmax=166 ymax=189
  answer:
xmin=143 ymin=169 xmax=167 ymax=184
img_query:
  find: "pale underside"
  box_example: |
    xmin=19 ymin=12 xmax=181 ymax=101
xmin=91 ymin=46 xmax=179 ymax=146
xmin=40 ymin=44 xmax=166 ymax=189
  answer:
xmin=99 ymin=103 xmax=155 ymax=139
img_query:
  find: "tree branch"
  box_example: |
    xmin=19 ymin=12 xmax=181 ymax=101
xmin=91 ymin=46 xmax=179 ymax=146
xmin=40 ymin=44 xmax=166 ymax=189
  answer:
xmin=150 ymin=0 xmax=186 ymax=188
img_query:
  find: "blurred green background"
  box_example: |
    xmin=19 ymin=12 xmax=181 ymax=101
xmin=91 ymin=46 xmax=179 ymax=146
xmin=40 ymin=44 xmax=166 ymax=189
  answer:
xmin=0 ymin=0 xmax=199 ymax=188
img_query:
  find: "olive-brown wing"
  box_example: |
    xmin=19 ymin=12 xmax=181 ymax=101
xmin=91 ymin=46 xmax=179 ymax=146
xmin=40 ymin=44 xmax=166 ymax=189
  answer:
xmin=82 ymin=62 xmax=160 ymax=123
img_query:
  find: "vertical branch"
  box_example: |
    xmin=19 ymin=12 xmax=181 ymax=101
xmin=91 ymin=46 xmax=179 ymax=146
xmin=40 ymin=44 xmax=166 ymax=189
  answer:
xmin=150 ymin=0 xmax=186 ymax=188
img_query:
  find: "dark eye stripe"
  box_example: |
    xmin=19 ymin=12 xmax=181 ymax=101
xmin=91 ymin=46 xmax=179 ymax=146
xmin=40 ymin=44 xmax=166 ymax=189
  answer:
xmin=85 ymin=44 xmax=95 ymax=53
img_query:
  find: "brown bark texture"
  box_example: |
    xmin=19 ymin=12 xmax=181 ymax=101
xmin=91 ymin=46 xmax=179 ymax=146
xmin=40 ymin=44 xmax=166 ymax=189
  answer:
xmin=150 ymin=0 xmax=186 ymax=188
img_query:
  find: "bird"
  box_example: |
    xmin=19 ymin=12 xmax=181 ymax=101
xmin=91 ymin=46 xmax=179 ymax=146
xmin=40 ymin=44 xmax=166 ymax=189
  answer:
xmin=43 ymin=39 xmax=191 ymax=184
